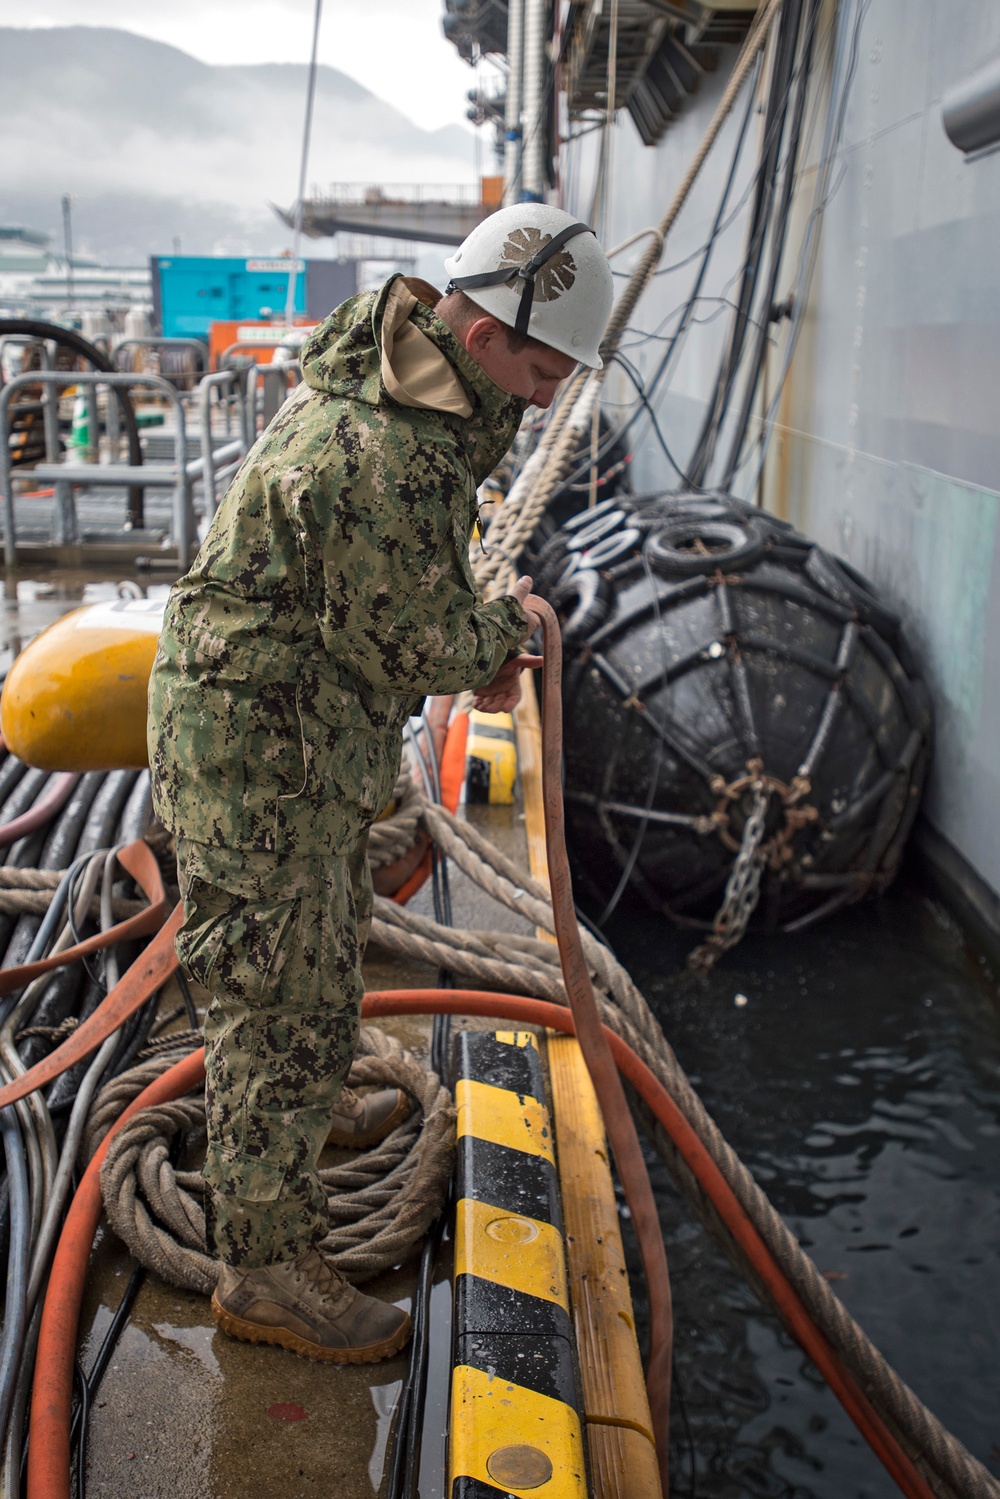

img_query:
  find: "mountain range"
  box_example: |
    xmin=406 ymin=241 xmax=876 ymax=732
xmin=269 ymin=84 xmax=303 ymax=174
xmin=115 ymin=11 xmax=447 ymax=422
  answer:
xmin=0 ymin=25 xmax=478 ymax=263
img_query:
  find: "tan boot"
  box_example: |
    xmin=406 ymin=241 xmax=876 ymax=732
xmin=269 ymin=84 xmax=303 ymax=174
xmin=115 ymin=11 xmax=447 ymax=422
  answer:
xmin=212 ymin=1247 xmax=412 ymax=1364
xmin=325 ymin=1085 xmax=412 ymax=1149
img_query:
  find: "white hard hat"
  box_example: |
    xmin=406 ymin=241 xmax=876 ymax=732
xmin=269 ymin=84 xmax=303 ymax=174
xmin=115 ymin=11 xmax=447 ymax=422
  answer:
xmin=443 ymin=204 xmax=614 ymax=370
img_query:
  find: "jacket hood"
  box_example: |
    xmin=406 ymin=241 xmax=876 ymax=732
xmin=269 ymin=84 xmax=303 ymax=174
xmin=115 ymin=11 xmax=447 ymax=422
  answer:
xmin=300 ymin=274 xmax=526 ymax=484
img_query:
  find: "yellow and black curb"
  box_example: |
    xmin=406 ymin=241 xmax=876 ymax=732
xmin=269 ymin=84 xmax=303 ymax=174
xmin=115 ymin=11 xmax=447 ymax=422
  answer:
xmin=449 ymin=1029 xmax=587 ymax=1498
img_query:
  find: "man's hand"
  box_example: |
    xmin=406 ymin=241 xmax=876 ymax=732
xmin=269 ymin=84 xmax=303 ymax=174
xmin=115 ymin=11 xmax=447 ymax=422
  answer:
xmin=511 ymin=574 xmax=544 ymax=639
xmin=473 ymin=652 xmax=543 ymax=714
xmin=473 ymin=576 xmax=544 ymax=714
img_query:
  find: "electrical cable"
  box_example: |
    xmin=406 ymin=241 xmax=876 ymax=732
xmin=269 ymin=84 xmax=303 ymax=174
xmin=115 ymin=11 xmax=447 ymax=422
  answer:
xmin=608 ymin=351 xmax=695 ymax=486
xmin=388 ymin=699 xmax=453 ymax=1499
xmin=569 ymin=19 xmax=823 ymax=920
xmin=718 ymin=0 xmax=822 ymax=489
xmin=70 ymin=1362 xmax=89 ymax=1499
xmin=68 ymin=1255 xmax=145 ymax=1494
xmin=0 ymin=1088 xmax=30 ymax=1448
xmin=0 ymin=851 xmax=108 ymax=1452
xmin=686 ymin=0 xmax=805 ymax=488
xmin=521 ymin=66 xmax=760 ymax=512
xmin=735 ymin=0 xmax=872 ymax=498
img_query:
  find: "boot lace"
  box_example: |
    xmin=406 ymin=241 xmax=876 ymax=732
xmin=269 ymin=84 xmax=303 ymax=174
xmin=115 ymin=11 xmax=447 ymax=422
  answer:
xmin=296 ymin=1247 xmax=351 ymax=1309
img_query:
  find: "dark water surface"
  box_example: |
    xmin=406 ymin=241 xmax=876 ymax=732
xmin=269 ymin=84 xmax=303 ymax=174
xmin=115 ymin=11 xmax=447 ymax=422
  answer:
xmin=606 ymin=877 xmax=1000 ymax=1498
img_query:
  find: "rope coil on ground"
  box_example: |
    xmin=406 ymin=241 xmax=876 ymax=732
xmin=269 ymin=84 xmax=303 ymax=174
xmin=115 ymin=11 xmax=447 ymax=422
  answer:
xmin=93 ymin=1026 xmax=455 ymax=1297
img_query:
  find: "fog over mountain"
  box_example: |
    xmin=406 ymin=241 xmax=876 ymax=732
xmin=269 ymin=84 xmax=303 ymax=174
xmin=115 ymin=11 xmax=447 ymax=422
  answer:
xmin=0 ymin=26 xmax=478 ymax=263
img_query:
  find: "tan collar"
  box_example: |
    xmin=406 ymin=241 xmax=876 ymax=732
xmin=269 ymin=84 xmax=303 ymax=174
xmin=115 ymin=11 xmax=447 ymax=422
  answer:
xmin=379 ymin=276 xmax=473 ymax=418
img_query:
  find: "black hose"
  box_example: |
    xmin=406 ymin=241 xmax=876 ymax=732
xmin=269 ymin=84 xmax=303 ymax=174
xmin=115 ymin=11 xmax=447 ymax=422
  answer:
xmin=40 ymin=772 xmax=108 ymax=869
xmin=0 ymin=755 xmax=28 ymax=809
xmin=720 ymin=0 xmax=822 ymax=488
xmin=686 ymin=0 xmax=804 ymax=487
xmin=0 ymin=769 xmax=51 ymax=860
xmin=0 ymin=1101 xmax=30 ymax=1447
xmin=45 ymin=978 xmax=105 ymax=1114
xmin=0 ymin=318 xmax=145 ymax=527
xmin=0 ymin=772 xmax=109 ymax=987
xmin=76 ymin=772 xmax=140 ymax=860
xmin=16 ymin=965 xmax=86 ymax=1071
xmin=115 ymin=772 xmax=152 ymax=846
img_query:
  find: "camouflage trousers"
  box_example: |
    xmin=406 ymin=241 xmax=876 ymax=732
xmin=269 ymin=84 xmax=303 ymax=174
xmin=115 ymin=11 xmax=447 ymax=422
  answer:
xmin=174 ymin=834 xmax=372 ymax=1268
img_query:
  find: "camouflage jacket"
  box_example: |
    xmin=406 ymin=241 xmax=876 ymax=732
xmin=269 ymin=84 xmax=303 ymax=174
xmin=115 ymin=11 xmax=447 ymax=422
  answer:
xmin=147 ymin=275 xmax=528 ymax=858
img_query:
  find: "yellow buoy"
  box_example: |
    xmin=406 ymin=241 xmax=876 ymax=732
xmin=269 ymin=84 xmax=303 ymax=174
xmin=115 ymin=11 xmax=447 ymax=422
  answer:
xmin=1 ymin=597 xmax=165 ymax=772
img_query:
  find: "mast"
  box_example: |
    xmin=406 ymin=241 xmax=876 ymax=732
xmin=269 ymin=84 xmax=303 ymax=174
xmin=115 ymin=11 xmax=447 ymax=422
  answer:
xmin=503 ymin=0 xmax=525 ymax=204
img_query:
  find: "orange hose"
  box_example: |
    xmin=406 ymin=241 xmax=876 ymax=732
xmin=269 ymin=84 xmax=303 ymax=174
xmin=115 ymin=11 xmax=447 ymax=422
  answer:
xmin=437 ymin=709 xmax=469 ymax=810
xmin=28 ymin=1048 xmax=206 ymax=1499
xmin=392 ymin=710 xmax=469 ymax=905
xmin=0 ymin=907 xmax=182 ymax=1115
xmin=29 ymin=988 xmax=936 ymax=1499
xmin=530 ymin=595 xmax=673 ymax=1491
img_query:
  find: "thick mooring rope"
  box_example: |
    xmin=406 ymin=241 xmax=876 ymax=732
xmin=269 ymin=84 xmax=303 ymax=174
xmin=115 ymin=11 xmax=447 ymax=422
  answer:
xmin=0 ymin=867 xmax=144 ymax=922
xmin=89 ymin=1026 xmax=455 ymax=1296
xmin=394 ymin=798 xmax=998 ymax=1499
xmin=472 ymin=0 xmax=785 ymax=600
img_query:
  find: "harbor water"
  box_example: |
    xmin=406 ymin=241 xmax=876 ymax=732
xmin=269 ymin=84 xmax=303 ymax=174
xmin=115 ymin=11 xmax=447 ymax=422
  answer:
xmin=608 ymin=881 xmax=1000 ymax=1497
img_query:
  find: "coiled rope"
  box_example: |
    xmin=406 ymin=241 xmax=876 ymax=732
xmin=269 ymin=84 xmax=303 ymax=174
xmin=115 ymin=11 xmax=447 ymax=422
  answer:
xmin=88 ymin=1025 xmax=454 ymax=1297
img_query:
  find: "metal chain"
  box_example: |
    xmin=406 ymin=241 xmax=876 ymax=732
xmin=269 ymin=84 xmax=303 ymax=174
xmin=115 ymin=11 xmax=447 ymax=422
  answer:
xmin=688 ymin=782 xmax=769 ymax=974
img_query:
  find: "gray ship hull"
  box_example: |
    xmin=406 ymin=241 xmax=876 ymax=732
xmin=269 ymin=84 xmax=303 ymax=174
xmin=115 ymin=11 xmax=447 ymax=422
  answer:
xmin=569 ymin=0 xmax=1000 ymax=947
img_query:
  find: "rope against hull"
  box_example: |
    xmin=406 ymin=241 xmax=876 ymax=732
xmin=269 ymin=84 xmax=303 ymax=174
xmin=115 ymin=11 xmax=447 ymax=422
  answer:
xmin=472 ymin=0 xmax=786 ymax=599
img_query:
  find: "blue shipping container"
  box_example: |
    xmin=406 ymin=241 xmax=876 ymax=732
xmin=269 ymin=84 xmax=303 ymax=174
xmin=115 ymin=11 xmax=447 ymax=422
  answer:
xmin=152 ymin=256 xmax=307 ymax=338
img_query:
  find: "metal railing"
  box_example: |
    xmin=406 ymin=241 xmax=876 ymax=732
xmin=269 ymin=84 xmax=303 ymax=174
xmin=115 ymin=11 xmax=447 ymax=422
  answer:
xmin=220 ymin=338 xmax=307 ymax=365
xmin=112 ymin=336 xmax=208 ymax=392
xmin=246 ymin=360 xmax=302 ymax=434
xmin=198 ymin=369 xmax=251 ymax=521
xmin=2 ymin=371 xmax=200 ymax=566
xmin=0 ymin=338 xmax=61 ymax=465
xmin=314 ymin=181 xmax=482 ymax=206
xmin=112 ymin=336 xmax=208 ymax=370
xmin=0 ymin=356 xmax=304 ymax=564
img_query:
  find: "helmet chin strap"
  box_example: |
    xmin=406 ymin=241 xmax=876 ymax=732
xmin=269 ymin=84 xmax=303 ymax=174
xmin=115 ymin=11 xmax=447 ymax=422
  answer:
xmin=445 ymin=220 xmax=594 ymax=338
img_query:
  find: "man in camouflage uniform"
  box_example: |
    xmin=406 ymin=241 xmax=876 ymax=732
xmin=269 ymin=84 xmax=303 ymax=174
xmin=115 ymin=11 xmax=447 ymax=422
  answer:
xmin=147 ymin=206 xmax=613 ymax=1363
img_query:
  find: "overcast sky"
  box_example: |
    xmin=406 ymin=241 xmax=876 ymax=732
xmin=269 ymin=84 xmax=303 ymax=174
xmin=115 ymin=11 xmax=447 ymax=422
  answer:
xmin=0 ymin=0 xmax=488 ymax=132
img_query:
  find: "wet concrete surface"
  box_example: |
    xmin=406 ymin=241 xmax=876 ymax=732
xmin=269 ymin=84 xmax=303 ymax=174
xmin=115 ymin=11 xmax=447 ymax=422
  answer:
xmin=78 ymin=1232 xmax=417 ymax=1499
